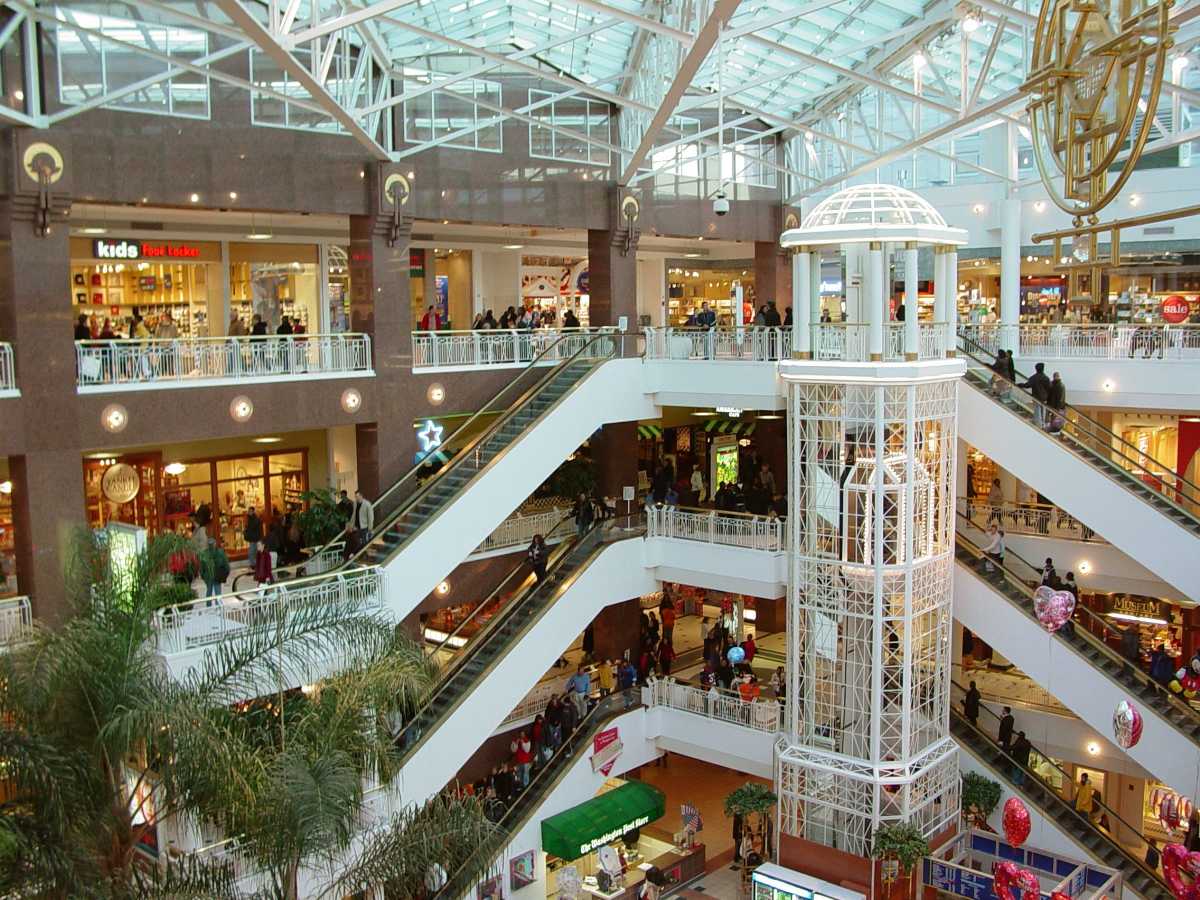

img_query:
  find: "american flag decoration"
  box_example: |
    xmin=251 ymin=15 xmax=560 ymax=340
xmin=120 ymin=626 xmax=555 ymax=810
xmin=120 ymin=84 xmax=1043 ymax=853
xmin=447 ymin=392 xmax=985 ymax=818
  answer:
xmin=681 ymin=802 xmax=703 ymax=834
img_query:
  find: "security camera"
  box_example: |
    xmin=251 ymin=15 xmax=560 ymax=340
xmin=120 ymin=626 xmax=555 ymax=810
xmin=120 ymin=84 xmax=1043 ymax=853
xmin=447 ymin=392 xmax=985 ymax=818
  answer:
xmin=713 ymin=192 xmax=730 ymax=217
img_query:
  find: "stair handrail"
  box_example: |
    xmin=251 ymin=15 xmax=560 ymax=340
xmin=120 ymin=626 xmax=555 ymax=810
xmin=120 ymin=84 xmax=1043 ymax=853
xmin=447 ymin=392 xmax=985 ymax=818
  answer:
xmin=957 ymin=334 xmax=1200 ymax=523
xmin=949 ymin=681 xmax=1166 ymax=890
xmin=349 ymin=330 xmax=626 ymax=565
xmin=435 ymin=691 xmax=634 ymax=898
xmin=955 ymin=513 xmax=1200 ymax=730
xmin=395 ymin=516 xmax=643 ymax=761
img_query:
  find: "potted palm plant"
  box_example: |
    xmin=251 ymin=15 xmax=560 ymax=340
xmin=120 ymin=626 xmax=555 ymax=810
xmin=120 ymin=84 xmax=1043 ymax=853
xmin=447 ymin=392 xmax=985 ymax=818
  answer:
xmin=871 ymin=822 xmax=931 ymax=900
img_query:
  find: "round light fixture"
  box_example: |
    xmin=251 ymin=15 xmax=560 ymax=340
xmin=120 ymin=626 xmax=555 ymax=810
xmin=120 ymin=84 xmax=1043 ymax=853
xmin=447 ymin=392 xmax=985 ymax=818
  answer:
xmin=341 ymin=388 xmax=363 ymax=414
xmin=962 ymin=13 xmax=981 ymax=32
xmin=1078 ymin=560 xmax=1092 ymax=574
xmin=230 ymin=395 xmax=254 ymax=422
xmin=435 ymin=580 xmax=451 ymax=596
xmin=427 ymin=383 xmax=446 ymax=405
xmin=972 ymin=203 xmax=986 ymax=214
xmin=1086 ymin=741 xmax=1100 ymax=755
xmin=0 ymin=480 xmax=11 ymax=494
xmin=1033 ymin=200 xmax=1046 ymax=212
xmin=101 ymin=403 xmax=128 ymax=433
xmin=189 ymin=193 xmax=200 ymax=203
xmin=163 ymin=462 xmax=187 ymax=476
xmin=1102 ymin=379 xmax=1115 ymax=392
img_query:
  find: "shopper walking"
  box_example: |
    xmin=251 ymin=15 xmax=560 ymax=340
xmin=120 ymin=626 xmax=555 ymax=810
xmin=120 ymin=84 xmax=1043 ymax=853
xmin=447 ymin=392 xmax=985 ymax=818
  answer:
xmin=1047 ymin=372 xmax=1067 ymax=433
xmin=567 ymin=665 xmax=590 ymax=718
xmin=998 ymin=706 xmax=1015 ymax=752
xmin=243 ymin=508 xmax=263 ymax=569
xmin=981 ymin=523 xmax=1005 ymax=572
xmin=660 ymin=600 xmax=676 ymax=647
xmin=987 ymin=478 xmax=1004 ymax=525
xmin=573 ymin=492 xmax=594 ymax=538
xmin=527 ymin=534 xmax=548 ymax=582
xmin=597 ymin=658 xmax=615 ymax=696
xmin=1073 ymin=773 xmax=1099 ymax=822
xmin=1018 ymin=362 xmax=1052 ymax=428
xmin=658 ymin=640 xmax=676 ymax=677
xmin=419 ymin=305 xmax=441 ymax=331
xmin=1010 ymin=731 xmax=1031 ymax=785
xmin=618 ymin=658 xmax=637 ymax=708
xmin=510 ymin=731 xmax=533 ymax=787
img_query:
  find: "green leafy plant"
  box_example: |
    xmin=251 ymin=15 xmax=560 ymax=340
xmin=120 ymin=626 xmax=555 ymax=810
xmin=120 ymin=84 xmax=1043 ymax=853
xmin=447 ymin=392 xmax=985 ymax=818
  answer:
xmin=871 ymin=823 xmax=931 ymax=873
xmin=723 ymin=782 xmax=778 ymax=817
xmin=961 ymin=772 xmax=1002 ymax=825
xmin=296 ymin=488 xmax=346 ymax=547
xmin=0 ymin=528 xmax=494 ymax=899
xmin=546 ymin=457 xmax=597 ymax=501
xmin=148 ymin=580 xmax=197 ymax=612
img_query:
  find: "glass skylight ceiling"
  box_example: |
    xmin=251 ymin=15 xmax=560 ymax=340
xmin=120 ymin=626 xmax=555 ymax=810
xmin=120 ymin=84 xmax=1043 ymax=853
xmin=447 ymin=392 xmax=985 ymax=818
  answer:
xmin=12 ymin=0 xmax=1199 ymax=196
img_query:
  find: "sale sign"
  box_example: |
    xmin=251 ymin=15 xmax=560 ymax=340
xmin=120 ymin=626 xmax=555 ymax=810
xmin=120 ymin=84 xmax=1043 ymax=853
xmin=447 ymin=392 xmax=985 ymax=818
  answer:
xmin=1161 ymin=295 xmax=1191 ymax=324
xmin=592 ymin=727 xmax=622 ymax=776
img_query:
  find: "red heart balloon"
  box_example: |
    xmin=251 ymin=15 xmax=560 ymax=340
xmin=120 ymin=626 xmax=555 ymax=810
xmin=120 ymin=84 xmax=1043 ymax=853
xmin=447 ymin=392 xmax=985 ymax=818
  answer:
xmin=1163 ymin=844 xmax=1200 ymax=900
xmin=993 ymin=861 xmax=1040 ymax=900
xmin=1003 ymin=797 xmax=1032 ymax=848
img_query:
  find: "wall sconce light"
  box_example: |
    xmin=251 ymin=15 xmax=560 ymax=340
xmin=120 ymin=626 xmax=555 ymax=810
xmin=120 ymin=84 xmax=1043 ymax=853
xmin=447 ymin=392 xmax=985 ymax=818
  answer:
xmin=427 ymin=383 xmax=446 ymax=405
xmin=230 ymin=395 xmax=254 ymax=422
xmin=1102 ymin=380 xmax=1115 ymax=393
xmin=1078 ymin=560 xmax=1092 ymax=574
xmin=102 ymin=403 xmax=128 ymax=433
xmin=972 ymin=203 xmax=986 ymax=214
xmin=435 ymin=580 xmax=451 ymax=596
xmin=1086 ymin=741 xmax=1100 ymax=755
xmin=341 ymin=388 xmax=362 ymax=414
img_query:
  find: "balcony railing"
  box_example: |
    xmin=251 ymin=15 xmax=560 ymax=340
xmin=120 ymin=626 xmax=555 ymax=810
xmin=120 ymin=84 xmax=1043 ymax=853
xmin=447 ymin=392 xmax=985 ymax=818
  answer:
xmin=958 ymin=323 xmax=1200 ymax=361
xmin=75 ymin=334 xmax=373 ymax=391
xmin=411 ymin=327 xmax=613 ymax=371
xmin=643 ymin=324 xmax=947 ymax=362
xmin=957 ymin=497 xmax=1105 ymax=543
xmin=472 ymin=504 xmax=572 ymax=557
xmin=645 ymin=676 xmax=787 ymax=734
xmin=642 ymin=326 xmax=790 ymax=361
xmin=152 ymin=567 xmax=384 ymax=657
xmin=0 ymin=596 xmax=32 ymax=648
xmin=646 ymin=504 xmax=786 ymax=551
xmin=0 ymin=343 xmax=16 ymax=395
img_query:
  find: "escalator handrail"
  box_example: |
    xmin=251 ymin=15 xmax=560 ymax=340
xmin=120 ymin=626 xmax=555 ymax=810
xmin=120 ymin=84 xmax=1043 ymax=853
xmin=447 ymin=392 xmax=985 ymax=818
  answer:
xmin=949 ymin=682 xmax=1166 ymax=890
xmin=957 ymin=335 xmax=1200 ymax=522
xmin=423 ymin=510 xmax=578 ymax=659
xmin=955 ymin=512 xmax=1044 ymax=585
xmin=437 ymin=692 xmax=634 ymax=898
xmin=312 ymin=329 xmax=622 ymax=568
xmin=396 ymin=517 xmax=643 ymax=758
xmin=954 ymin=521 xmax=1200 ymax=730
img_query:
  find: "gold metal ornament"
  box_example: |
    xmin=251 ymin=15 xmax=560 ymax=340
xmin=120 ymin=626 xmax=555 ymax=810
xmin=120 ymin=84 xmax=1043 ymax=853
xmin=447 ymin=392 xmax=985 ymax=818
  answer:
xmin=1023 ymin=0 xmax=1175 ymax=218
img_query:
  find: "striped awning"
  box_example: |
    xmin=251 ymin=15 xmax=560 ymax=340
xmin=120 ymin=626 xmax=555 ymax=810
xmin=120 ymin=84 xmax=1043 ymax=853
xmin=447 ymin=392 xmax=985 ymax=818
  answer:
xmin=637 ymin=424 xmax=663 ymax=439
xmin=703 ymin=418 xmax=756 ymax=436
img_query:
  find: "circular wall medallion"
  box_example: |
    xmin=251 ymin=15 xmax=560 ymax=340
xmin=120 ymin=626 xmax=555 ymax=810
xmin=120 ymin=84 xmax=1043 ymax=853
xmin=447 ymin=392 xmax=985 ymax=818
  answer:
xmin=101 ymin=463 xmax=141 ymax=504
xmin=383 ymin=173 xmax=411 ymax=207
xmin=621 ymin=195 xmax=640 ymax=222
xmin=22 ymin=141 xmax=64 ymax=185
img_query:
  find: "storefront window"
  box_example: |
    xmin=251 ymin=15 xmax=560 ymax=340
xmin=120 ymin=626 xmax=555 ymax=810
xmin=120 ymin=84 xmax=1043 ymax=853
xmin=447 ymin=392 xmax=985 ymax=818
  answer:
xmin=666 ymin=263 xmax=754 ymax=326
xmin=84 ymin=455 xmax=163 ymax=534
xmin=0 ymin=466 xmax=15 ymax=596
xmin=328 ymin=246 xmax=351 ymax=333
xmin=521 ymin=255 xmax=589 ymax=327
xmin=70 ymin=237 xmax=223 ymax=339
xmin=230 ymin=243 xmax=320 ymax=335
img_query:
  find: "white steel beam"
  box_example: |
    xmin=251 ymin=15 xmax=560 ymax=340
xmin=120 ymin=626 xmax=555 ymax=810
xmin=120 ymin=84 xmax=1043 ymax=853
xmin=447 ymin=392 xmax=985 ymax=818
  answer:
xmin=967 ymin=17 xmax=1006 ymax=112
xmin=214 ymin=0 xmax=391 ymax=159
xmin=285 ymin=0 xmax=422 ymax=45
xmin=619 ymin=0 xmax=743 ymax=184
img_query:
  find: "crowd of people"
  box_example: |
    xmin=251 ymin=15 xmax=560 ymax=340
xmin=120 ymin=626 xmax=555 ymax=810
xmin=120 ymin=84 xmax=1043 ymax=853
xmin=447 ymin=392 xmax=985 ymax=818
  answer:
xmin=467 ymin=305 xmax=581 ymax=331
xmin=645 ymin=450 xmax=786 ymax=520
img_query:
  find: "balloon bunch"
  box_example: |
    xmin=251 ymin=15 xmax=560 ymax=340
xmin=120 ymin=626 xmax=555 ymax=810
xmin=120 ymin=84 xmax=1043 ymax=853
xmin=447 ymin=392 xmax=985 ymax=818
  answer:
xmin=992 ymin=861 xmax=1040 ymax=900
xmin=1112 ymin=699 xmax=1143 ymax=750
xmin=1002 ymin=797 xmax=1031 ymax=847
xmin=1162 ymin=844 xmax=1200 ymax=900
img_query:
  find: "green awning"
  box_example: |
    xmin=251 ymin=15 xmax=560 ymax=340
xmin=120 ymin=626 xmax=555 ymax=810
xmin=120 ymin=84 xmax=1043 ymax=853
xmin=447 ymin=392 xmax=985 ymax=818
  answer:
xmin=703 ymin=418 xmax=757 ymax=435
xmin=637 ymin=424 xmax=663 ymax=439
xmin=541 ymin=781 xmax=666 ymax=861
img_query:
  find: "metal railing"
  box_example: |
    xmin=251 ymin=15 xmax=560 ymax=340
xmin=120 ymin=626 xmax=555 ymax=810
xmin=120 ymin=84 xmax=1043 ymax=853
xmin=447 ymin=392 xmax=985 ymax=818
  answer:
xmin=152 ymin=567 xmax=384 ymax=656
xmin=499 ymin=679 xmax=568 ymax=728
xmin=0 ymin=343 xmax=15 ymax=393
xmin=646 ymin=504 xmax=786 ymax=551
xmin=812 ymin=322 xmax=948 ymax=361
xmin=950 ymin=663 xmax=1068 ymax=716
xmin=645 ymin=676 xmax=786 ymax=733
xmin=74 ymin=334 xmax=373 ymax=389
xmin=642 ymin=326 xmax=790 ymax=361
xmin=411 ymin=327 xmax=611 ymax=370
xmin=959 ymin=323 xmax=1200 ymax=361
xmin=471 ymin=505 xmax=573 ymax=556
xmin=0 ymin=596 xmax=32 ymax=647
xmin=229 ymin=542 xmax=347 ymax=593
xmin=957 ymin=497 xmax=1104 ymax=543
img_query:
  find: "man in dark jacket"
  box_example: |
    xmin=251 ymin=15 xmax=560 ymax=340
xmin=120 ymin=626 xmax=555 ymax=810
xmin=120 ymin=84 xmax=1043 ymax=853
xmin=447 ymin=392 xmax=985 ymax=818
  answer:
xmin=243 ymin=509 xmax=263 ymax=569
xmin=1018 ymin=362 xmax=1052 ymax=428
xmin=998 ymin=706 xmax=1015 ymax=751
xmin=963 ymin=680 xmax=981 ymax=726
xmin=1010 ymin=731 xmax=1032 ymax=784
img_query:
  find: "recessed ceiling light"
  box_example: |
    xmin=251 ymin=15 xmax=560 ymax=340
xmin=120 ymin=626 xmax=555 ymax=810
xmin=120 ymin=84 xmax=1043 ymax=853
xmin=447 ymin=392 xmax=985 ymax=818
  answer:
xmin=251 ymin=436 xmax=282 ymax=443
xmin=503 ymin=243 xmax=525 ymax=249
xmin=245 ymin=231 xmax=273 ymax=240
xmin=691 ymin=411 xmax=714 ymax=416
xmin=80 ymin=226 xmax=107 ymax=235
xmin=757 ymin=414 xmax=783 ymax=420
xmin=164 ymin=462 xmax=187 ymax=476
xmin=685 ymin=253 xmax=702 ymax=258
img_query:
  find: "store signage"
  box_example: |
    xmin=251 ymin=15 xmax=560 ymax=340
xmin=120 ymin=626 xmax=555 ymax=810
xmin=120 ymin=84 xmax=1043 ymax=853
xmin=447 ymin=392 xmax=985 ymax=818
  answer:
xmin=93 ymin=238 xmax=202 ymax=260
xmin=578 ymin=814 xmax=650 ymax=857
xmin=819 ymin=279 xmax=843 ymax=294
xmin=101 ymin=463 xmax=141 ymax=504
xmin=716 ymin=406 xmax=743 ymax=418
xmin=591 ymin=727 xmax=622 ymax=776
xmin=1161 ymin=295 xmax=1191 ymax=324
xmin=1104 ymin=594 xmax=1164 ymax=622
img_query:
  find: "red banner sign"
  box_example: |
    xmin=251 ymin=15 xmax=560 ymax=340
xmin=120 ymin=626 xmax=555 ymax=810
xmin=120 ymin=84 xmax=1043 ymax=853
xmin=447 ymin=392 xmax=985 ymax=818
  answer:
xmin=592 ymin=726 xmax=621 ymax=776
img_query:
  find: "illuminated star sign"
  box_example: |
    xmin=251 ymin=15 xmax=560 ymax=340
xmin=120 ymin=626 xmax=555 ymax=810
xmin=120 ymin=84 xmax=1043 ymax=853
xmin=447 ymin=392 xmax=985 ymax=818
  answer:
xmin=418 ymin=419 xmax=443 ymax=453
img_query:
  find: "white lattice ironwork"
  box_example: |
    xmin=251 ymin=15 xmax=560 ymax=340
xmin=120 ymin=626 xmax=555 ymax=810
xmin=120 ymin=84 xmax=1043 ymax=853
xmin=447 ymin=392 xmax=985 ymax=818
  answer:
xmin=778 ymin=367 xmax=960 ymax=858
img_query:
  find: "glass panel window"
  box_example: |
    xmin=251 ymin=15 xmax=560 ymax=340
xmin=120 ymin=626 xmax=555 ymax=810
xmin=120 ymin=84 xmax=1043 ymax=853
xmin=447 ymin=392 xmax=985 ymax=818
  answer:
xmin=250 ymin=48 xmax=352 ymax=134
xmin=527 ymin=89 xmax=612 ymax=166
xmin=721 ymin=127 xmax=777 ymax=189
xmin=53 ymin=10 xmax=210 ymax=120
xmin=652 ymin=116 xmax=702 ymax=181
xmin=404 ymin=78 xmax=503 ymax=153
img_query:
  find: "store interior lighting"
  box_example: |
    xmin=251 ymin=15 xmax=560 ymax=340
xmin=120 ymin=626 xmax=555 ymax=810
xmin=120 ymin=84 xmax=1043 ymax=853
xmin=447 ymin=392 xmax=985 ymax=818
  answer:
xmin=423 ymin=628 xmax=467 ymax=649
xmin=251 ymin=436 xmax=281 ymax=443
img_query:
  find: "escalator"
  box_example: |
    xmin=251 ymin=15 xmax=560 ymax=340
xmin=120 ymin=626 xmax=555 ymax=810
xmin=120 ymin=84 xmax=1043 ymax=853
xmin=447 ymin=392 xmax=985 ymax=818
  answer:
xmin=950 ymin=682 xmax=1169 ymax=900
xmin=392 ymin=517 xmax=654 ymax=806
xmin=955 ymin=514 xmax=1200 ymax=790
xmin=956 ymin=337 xmax=1200 ymax=600
xmin=435 ymin=692 xmax=636 ymax=899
